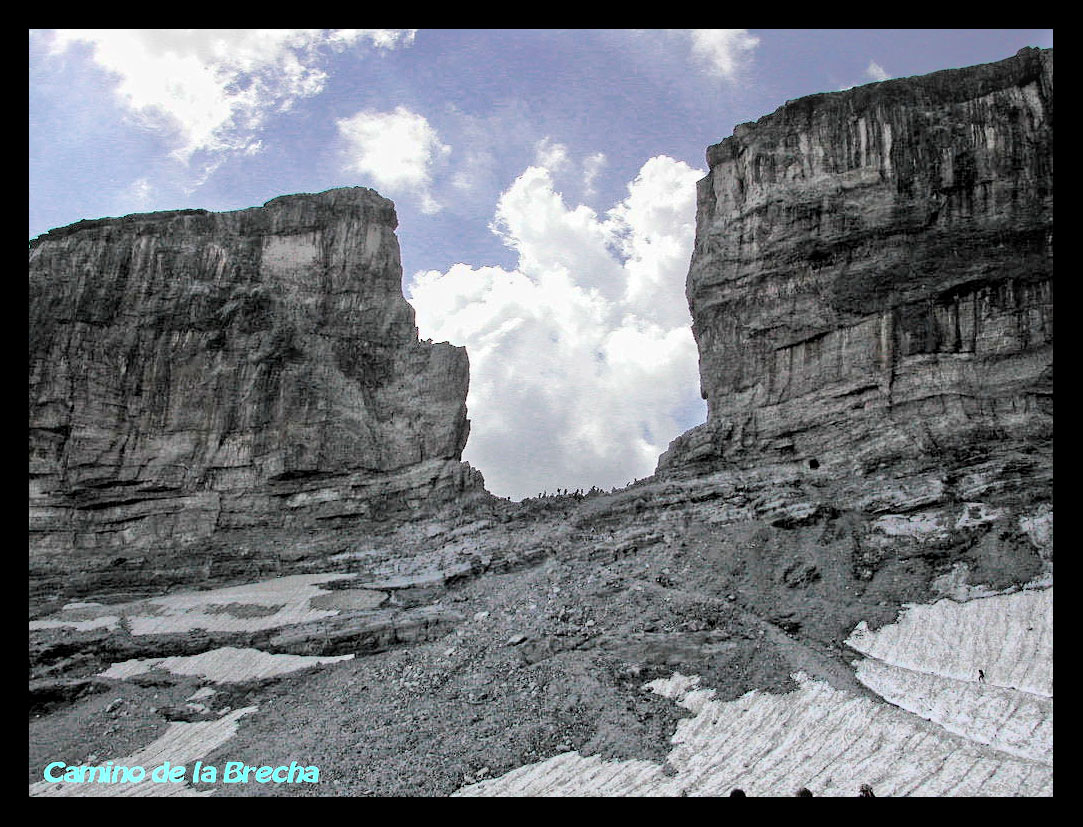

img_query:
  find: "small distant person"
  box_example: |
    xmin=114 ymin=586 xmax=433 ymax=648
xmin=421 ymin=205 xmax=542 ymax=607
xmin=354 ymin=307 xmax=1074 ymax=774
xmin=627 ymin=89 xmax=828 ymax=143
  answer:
xmin=978 ymin=669 xmax=986 ymax=683
xmin=795 ymin=787 xmax=814 ymax=797
xmin=859 ymin=784 xmax=876 ymax=797
xmin=729 ymin=788 xmax=746 ymax=797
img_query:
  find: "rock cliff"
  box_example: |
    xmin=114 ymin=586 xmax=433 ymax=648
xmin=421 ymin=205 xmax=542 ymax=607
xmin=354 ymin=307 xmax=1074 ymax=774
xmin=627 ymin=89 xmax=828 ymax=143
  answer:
xmin=29 ymin=50 xmax=1054 ymax=798
xmin=29 ymin=188 xmax=486 ymax=564
xmin=659 ymin=47 xmax=1053 ymax=483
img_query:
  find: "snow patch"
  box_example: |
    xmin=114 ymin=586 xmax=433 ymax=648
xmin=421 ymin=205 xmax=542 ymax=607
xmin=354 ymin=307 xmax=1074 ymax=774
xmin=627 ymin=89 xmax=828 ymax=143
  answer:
xmin=455 ymin=670 xmax=1050 ymax=797
xmin=100 ymin=647 xmax=353 ymax=684
xmin=29 ymin=707 xmax=257 ymax=797
xmin=456 ymin=586 xmax=1054 ymax=797
xmin=29 ymin=573 xmax=357 ymax=636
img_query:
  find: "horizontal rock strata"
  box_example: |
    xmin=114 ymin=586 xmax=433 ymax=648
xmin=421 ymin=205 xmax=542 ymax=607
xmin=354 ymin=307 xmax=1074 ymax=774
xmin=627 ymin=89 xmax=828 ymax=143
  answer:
xmin=29 ymin=188 xmax=487 ymax=580
xmin=28 ymin=50 xmax=1055 ymax=799
xmin=659 ymin=47 xmax=1053 ymax=480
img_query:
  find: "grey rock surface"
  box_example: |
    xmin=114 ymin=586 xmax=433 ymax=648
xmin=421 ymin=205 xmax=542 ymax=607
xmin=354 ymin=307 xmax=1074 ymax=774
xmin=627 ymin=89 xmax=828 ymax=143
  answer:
xmin=29 ymin=188 xmax=487 ymax=579
xmin=28 ymin=50 xmax=1054 ymax=798
xmin=658 ymin=47 xmax=1053 ymax=481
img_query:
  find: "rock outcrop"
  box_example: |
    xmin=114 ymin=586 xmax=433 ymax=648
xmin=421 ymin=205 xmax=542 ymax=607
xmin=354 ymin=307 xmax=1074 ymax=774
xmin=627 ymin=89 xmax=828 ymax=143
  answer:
xmin=28 ymin=50 xmax=1054 ymax=799
xmin=29 ymin=188 xmax=486 ymax=564
xmin=659 ymin=47 xmax=1053 ymax=483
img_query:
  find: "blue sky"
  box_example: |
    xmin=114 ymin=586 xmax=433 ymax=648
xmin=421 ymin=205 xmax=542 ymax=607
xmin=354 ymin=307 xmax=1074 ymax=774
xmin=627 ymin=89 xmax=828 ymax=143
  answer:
xmin=29 ymin=29 xmax=1054 ymax=499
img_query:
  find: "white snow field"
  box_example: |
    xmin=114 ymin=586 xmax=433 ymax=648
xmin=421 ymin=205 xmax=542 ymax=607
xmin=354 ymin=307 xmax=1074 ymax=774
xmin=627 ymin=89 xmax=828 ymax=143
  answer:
xmin=29 ymin=573 xmax=357 ymax=635
xmin=29 ymin=707 xmax=257 ymax=797
xmin=847 ymin=587 xmax=1052 ymax=765
xmin=29 ymin=575 xmax=367 ymax=796
xmin=99 ymin=647 xmax=354 ymax=684
xmin=456 ymin=586 xmax=1053 ymax=797
xmin=28 ymin=561 xmax=1052 ymax=795
xmin=847 ymin=587 xmax=1052 ymax=695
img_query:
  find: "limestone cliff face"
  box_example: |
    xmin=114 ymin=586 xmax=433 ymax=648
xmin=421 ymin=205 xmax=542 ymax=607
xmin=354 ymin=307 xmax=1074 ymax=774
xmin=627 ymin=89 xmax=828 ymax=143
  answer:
xmin=29 ymin=188 xmax=485 ymax=554
xmin=659 ymin=48 xmax=1053 ymax=478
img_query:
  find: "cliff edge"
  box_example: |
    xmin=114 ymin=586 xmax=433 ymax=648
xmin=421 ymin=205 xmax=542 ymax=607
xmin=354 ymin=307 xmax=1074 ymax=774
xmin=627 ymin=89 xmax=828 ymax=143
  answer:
xmin=29 ymin=188 xmax=486 ymax=566
xmin=659 ymin=47 xmax=1052 ymax=482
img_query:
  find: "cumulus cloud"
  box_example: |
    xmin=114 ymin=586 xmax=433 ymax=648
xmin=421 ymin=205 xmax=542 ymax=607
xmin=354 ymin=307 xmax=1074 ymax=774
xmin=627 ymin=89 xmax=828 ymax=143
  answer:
xmin=686 ymin=29 xmax=760 ymax=78
xmin=408 ymin=154 xmax=705 ymax=499
xmin=607 ymin=156 xmax=701 ymax=328
xmin=490 ymin=166 xmax=625 ymax=300
xmin=582 ymin=152 xmax=607 ymax=197
xmin=865 ymin=60 xmax=891 ymax=82
xmin=337 ymin=106 xmax=451 ymax=213
xmin=533 ymin=137 xmax=570 ymax=172
xmin=840 ymin=59 xmax=894 ymax=91
xmin=46 ymin=29 xmax=416 ymax=167
xmin=530 ymin=141 xmax=610 ymax=203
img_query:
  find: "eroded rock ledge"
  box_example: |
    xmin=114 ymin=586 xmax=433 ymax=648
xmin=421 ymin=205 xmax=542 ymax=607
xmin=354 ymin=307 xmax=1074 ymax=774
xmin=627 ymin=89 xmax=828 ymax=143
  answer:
xmin=29 ymin=188 xmax=487 ymax=578
xmin=659 ymin=47 xmax=1053 ymax=480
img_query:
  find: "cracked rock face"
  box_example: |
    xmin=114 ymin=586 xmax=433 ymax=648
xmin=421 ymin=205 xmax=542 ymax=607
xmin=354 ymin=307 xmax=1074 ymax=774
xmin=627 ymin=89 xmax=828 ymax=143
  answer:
xmin=28 ymin=50 xmax=1054 ymax=799
xmin=29 ymin=188 xmax=484 ymax=561
xmin=659 ymin=47 xmax=1053 ymax=478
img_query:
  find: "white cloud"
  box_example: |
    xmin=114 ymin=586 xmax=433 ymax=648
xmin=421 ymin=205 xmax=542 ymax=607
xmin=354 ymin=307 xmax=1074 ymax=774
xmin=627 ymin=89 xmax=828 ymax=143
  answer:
xmin=451 ymin=149 xmax=497 ymax=193
xmin=866 ymin=60 xmax=891 ymax=82
xmin=46 ymin=29 xmax=416 ymax=168
xmin=532 ymin=140 xmax=610 ymax=203
xmin=840 ymin=60 xmax=894 ymax=91
xmin=582 ymin=152 xmax=607 ymax=197
xmin=606 ymin=156 xmax=700 ymax=328
xmin=337 ymin=107 xmax=450 ymax=214
xmin=409 ymin=155 xmax=706 ymax=499
xmin=686 ymin=29 xmax=760 ymax=78
xmin=327 ymin=29 xmax=416 ymax=50
xmin=533 ymin=137 xmax=569 ymax=172
xmin=120 ymin=177 xmax=155 ymax=210
xmin=490 ymin=165 xmax=625 ymax=300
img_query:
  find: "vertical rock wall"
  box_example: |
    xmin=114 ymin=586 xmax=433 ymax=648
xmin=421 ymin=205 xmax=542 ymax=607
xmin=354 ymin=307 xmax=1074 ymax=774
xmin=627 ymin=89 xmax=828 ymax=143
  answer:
xmin=29 ymin=188 xmax=485 ymax=557
xmin=659 ymin=47 xmax=1053 ymax=478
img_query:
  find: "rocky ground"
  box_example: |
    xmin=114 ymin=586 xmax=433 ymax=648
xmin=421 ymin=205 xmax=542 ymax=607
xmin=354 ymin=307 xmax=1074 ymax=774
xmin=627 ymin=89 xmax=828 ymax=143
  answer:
xmin=28 ymin=458 xmax=1052 ymax=796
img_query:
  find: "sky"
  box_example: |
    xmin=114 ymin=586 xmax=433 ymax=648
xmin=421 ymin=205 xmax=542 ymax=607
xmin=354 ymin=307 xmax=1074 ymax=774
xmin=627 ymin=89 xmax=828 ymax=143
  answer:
xmin=29 ymin=28 xmax=1054 ymax=500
